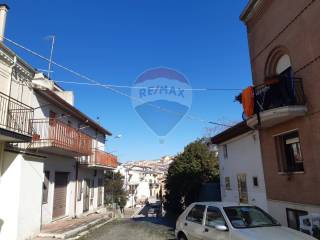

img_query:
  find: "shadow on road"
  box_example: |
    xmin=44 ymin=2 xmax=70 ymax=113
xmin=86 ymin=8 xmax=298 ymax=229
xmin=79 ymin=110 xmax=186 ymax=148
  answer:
xmin=133 ymin=216 xmax=175 ymax=229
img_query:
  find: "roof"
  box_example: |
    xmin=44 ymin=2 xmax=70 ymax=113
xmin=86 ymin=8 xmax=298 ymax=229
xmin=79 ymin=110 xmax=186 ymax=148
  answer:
xmin=240 ymin=0 xmax=260 ymax=22
xmin=0 ymin=42 xmax=36 ymax=75
xmin=34 ymin=89 xmax=112 ymax=136
xmin=211 ymin=121 xmax=251 ymax=144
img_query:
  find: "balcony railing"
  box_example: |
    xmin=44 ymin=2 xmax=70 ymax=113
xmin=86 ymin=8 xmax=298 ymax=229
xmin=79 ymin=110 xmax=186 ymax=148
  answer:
xmin=236 ymin=76 xmax=307 ymax=128
xmin=0 ymin=91 xmax=34 ymax=138
xmin=80 ymin=148 xmax=118 ymax=169
xmin=30 ymin=118 xmax=92 ymax=156
xmin=253 ymin=77 xmax=306 ymax=115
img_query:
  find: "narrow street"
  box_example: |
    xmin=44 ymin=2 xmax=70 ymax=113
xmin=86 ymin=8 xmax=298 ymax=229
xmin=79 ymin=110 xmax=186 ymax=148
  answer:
xmin=79 ymin=217 xmax=175 ymax=240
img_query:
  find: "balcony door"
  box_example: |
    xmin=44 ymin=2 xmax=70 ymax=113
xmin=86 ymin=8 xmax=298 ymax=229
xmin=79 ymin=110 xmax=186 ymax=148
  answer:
xmin=83 ymin=179 xmax=90 ymax=212
xmin=237 ymin=174 xmax=248 ymax=204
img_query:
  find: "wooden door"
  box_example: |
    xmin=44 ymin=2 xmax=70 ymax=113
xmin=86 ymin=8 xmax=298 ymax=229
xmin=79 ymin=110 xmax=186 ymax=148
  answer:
xmin=53 ymin=172 xmax=68 ymax=219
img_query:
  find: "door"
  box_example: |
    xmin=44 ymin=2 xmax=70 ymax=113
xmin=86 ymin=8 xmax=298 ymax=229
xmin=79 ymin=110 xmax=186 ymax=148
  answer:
xmin=237 ymin=174 xmax=248 ymax=203
xmin=98 ymin=178 xmax=103 ymax=207
xmin=83 ymin=179 xmax=90 ymax=212
xmin=184 ymin=204 xmax=206 ymax=240
xmin=201 ymin=206 xmax=229 ymax=240
xmin=53 ymin=172 xmax=69 ymax=219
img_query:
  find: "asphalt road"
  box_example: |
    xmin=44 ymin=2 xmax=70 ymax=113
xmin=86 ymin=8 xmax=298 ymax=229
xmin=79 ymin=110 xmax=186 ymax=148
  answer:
xmin=79 ymin=217 xmax=176 ymax=240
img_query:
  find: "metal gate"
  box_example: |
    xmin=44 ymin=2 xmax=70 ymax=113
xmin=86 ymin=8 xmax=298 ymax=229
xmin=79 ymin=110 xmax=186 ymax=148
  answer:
xmin=53 ymin=172 xmax=69 ymax=219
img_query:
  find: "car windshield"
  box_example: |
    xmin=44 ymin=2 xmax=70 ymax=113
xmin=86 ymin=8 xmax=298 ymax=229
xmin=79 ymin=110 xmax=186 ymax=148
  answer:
xmin=223 ymin=206 xmax=280 ymax=229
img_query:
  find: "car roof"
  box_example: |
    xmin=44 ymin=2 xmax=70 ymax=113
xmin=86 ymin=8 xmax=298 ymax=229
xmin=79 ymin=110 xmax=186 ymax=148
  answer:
xmin=191 ymin=202 xmax=251 ymax=208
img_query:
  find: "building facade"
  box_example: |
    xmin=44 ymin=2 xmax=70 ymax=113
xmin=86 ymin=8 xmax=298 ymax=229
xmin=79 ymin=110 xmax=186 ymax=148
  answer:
xmin=211 ymin=122 xmax=268 ymax=211
xmin=118 ymin=156 xmax=173 ymax=208
xmin=0 ymin=5 xmax=117 ymax=240
xmin=240 ymin=0 xmax=320 ymax=234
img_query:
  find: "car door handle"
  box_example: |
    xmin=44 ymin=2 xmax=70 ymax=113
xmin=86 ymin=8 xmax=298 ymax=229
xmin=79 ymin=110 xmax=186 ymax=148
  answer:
xmin=204 ymin=228 xmax=209 ymax=232
xmin=184 ymin=222 xmax=188 ymax=226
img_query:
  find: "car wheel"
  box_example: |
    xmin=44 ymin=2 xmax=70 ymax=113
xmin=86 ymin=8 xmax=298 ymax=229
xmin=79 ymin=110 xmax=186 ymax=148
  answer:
xmin=177 ymin=232 xmax=187 ymax=240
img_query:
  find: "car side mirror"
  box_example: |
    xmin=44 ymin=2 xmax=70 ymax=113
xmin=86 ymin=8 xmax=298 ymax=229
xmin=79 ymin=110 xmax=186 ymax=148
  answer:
xmin=214 ymin=224 xmax=228 ymax=231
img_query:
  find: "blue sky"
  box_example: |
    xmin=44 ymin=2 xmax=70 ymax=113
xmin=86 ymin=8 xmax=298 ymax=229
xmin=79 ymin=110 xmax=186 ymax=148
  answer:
xmin=5 ymin=0 xmax=252 ymax=162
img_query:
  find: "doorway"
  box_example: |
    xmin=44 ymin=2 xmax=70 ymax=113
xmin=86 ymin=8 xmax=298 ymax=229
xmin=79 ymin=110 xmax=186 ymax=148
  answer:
xmin=237 ymin=174 xmax=248 ymax=204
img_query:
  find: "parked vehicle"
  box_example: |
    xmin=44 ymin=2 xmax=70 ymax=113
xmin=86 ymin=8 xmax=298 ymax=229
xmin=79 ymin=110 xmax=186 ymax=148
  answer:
xmin=148 ymin=203 xmax=162 ymax=217
xmin=175 ymin=202 xmax=317 ymax=240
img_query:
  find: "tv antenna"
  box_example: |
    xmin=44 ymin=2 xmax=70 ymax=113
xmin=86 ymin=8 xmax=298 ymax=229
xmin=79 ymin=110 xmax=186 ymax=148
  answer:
xmin=47 ymin=35 xmax=55 ymax=79
xmin=38 ymin=36 xmax=56 ymax=78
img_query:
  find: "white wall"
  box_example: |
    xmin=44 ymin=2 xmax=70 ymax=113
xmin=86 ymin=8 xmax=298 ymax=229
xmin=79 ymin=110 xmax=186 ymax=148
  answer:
xmin=0 ymin=150 xmax=21 ymax=240
xmin=218 ymin=130 xmax=268 ymax=211
xmin=268 ymin=200 xmax=320 ymax=226
xmin=0 ymin=151 xmax=44 ymax=240
xmin=41 ymin=156 xmax=76 ymax=225
xmin=75 ymin=167 xmax=104 ymax=216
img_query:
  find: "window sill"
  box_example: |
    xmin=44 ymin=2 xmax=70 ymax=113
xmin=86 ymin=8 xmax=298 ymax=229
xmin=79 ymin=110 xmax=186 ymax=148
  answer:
xmin=278 ymin=171 xmax=305 ymax=175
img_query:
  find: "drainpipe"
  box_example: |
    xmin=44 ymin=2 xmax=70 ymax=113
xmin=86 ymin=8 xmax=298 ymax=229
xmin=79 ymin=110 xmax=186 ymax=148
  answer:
xmin=5 ymin=56 xmax=16 ymax=129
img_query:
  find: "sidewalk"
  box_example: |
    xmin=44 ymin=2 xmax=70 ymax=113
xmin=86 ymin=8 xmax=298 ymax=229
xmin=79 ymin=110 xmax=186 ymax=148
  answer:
xmin=35 ymin=211 xmax=113 ymax=239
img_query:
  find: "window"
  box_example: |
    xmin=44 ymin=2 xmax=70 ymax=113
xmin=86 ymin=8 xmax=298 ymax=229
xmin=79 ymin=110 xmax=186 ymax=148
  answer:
xmin=275 ymin=131 xmax=304 ymax=172
xmin=205 ymin=207 xmax=226 ymax=228
xmin=253 ymin=177 xmax=259 ymax=187
xmin=224 ymin=206 xmax=279 ymax=229
xmin=49 ymin=110 xmax=57 ymax=126
xmin=225 ymin=177 xmax=231 ymax=190
xmin=186 ymin=205 xmax=205 ymax=224
xmin=223 ymin=145 xmax=228 ymax=159
xmin=276 ymin=54 xmax=291 ymax=75
xmin=286 ymin=208 xmax=308 ymax=230
xmin=42 ymin=171 xmax=50 ymax=204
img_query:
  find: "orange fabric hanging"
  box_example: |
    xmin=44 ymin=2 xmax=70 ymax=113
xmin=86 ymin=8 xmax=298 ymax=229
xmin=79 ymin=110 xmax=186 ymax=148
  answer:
xmin=242 ymin=86 xmax=254 ymax=117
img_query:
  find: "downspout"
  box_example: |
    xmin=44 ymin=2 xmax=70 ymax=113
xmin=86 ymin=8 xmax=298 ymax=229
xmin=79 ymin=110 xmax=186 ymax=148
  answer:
xmin=6 ymin=56 xmax=16 ymax=128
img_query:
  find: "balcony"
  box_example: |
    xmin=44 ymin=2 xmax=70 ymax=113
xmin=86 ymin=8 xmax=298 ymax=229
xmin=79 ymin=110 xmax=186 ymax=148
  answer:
xmin=0 ymin=92 xmax=34 ymax=142
xmin=80 ymin=148 xmax=118 ymax=169
xmin=240 ymin=77 xmax=307 ymax=128
xmin=29 ymin=118 xmax=93 ymax=156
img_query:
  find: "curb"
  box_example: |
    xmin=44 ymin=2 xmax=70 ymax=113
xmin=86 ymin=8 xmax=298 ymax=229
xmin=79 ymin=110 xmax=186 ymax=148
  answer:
xmin=37 ymin=217 xmax=114 ymax=239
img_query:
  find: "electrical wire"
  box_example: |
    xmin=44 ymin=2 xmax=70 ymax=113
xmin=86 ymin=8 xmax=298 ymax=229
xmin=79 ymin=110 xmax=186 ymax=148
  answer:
xmin=2 ymin=35 xmax=232 ymax=128
xmin=53 ymin=80 xmax=241 ymax=91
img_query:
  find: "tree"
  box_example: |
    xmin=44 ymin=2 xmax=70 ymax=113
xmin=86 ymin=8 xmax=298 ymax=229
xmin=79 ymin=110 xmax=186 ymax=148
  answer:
xmin=104 ymin=171 xmax=127 ymax=209
xmin=164 ymin=139 xmax=219 ymax=216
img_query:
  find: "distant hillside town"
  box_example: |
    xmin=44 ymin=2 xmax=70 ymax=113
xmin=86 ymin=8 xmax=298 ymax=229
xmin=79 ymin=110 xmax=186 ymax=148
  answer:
xmin=117 ymin=156 xmax=174 ymax=207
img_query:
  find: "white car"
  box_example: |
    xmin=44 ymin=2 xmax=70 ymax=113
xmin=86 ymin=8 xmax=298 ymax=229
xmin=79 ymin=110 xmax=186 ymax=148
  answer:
xmin=175 ymin=202 xmax=317 ymax=240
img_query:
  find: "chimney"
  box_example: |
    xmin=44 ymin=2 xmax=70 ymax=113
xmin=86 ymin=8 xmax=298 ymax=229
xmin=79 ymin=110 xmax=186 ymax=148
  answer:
xmin=0 ymin=4 xmax=9 ymax=42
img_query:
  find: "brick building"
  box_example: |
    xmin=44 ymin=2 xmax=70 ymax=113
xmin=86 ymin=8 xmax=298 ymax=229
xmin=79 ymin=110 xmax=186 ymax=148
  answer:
xmin=240 ymin=0 xmax=320 ymax=233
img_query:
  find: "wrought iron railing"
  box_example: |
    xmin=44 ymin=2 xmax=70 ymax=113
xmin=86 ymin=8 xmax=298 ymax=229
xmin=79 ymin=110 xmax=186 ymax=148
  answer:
xmin=253 ymin=77 xmax=306 ymax=114
xmin=0 ymin=91 xmax=34 ymax=137
xmin=31 ymin=118 xmax=93 ymax=155
xmin=80 ymin=148 xmax=118 ymax=168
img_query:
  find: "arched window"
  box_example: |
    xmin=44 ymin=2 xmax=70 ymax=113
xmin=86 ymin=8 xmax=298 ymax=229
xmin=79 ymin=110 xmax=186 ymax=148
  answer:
xmin=276 ymin=54 xmax=291 ymax=75
xmin=265 ymin=47 xmax=292 ymax=77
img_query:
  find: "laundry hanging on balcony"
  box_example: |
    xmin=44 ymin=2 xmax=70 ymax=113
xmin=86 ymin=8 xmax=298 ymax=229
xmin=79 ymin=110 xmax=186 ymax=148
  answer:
xmin=238 ymin=86 xmax=254 ymax=117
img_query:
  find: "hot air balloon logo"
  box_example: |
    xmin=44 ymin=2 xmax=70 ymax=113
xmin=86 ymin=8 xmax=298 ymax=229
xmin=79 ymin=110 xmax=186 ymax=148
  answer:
xmin=131 ymin=67 xmax=192 ymax=137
